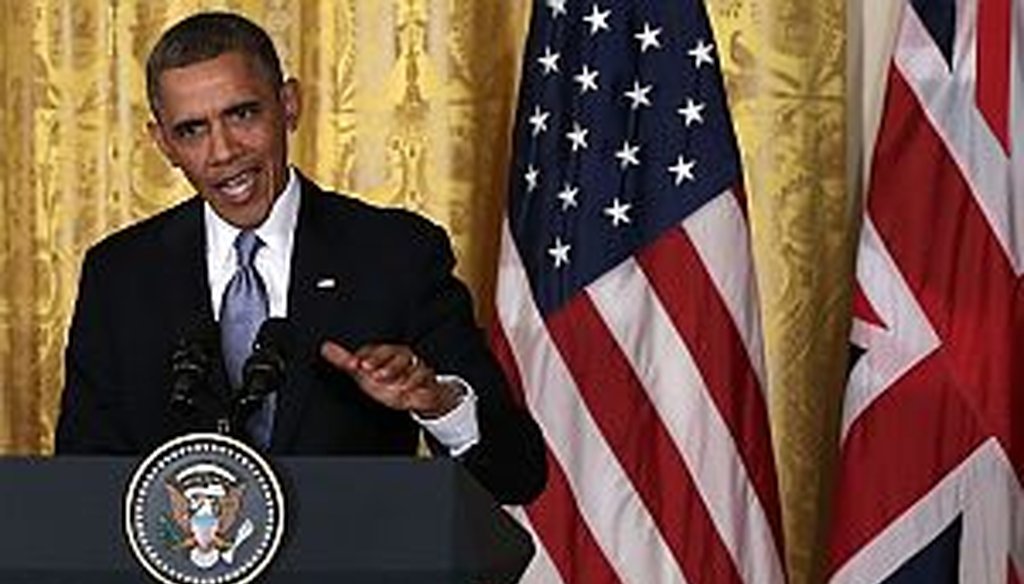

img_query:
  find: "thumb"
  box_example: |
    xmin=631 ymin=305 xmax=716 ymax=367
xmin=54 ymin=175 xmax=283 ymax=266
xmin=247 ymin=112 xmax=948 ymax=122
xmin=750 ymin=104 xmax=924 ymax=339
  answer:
xmin=320 ymin=340 xmax=360 ymax=373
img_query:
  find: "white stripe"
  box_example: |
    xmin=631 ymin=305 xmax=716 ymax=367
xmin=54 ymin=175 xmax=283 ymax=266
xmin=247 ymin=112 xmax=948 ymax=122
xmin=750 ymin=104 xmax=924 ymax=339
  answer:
xmin=495 ymin=220 xmax=687 ymax=584
xmin=959 ymin=453 xmax=1015 ymax=584
xmin=506 ymin=508 xmax=566 ymax=584
xmin=896 ymin=0 xmax=1022 ymax=273
xmin=683 ymin=190 xmax=768 ymax=388
xmin=829 ymin=439 xmax=1024 ymax=584
xmin=588 ymin=253 xmax=784 ymax=584
xmin=842 ymin=217 xmax=940 ymax=439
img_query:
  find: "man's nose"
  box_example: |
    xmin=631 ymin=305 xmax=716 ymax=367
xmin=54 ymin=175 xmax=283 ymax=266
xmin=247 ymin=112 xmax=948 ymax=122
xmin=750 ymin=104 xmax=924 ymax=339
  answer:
xmin=208 ymin=122 xmax=239 ymax=165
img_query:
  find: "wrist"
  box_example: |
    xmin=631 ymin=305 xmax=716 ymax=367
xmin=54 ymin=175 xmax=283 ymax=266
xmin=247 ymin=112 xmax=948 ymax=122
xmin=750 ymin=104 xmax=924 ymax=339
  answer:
xmin=415 ymin=379 xmax=466 ymax=419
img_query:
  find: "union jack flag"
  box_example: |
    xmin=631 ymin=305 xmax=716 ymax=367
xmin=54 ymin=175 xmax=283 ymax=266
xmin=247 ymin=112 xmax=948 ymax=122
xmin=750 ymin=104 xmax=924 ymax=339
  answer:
xmin=491 ymin=1 xmax=785 ymax=582
xmin=828 ymin=1 xmax=1024 ymax=582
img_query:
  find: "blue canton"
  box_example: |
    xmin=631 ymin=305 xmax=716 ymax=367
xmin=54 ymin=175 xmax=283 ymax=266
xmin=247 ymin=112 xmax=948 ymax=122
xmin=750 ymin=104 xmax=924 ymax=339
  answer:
xmin=507 ymin=0 xmax=742 ymax=315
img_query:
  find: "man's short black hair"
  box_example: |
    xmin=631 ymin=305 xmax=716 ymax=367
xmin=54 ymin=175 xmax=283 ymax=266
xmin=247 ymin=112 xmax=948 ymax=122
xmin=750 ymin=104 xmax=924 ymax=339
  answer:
xmin=146 ymin=12 xmax=284 ymax=118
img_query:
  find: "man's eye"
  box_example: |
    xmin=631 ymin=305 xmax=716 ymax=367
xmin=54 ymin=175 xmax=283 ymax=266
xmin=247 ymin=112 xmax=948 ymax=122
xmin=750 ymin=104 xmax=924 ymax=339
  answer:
xmin=175 ymin=124 xmax=205 ymax=139
xmin=234 ymin=106 xmax=260 ymax=120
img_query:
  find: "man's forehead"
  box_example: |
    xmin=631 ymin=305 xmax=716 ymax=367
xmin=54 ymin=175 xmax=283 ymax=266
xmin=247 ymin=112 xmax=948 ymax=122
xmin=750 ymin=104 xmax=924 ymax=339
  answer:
xmin=154 ymin=52 xmax=271 ymax=119
xmin=158 ymin=51 xmax=261 ymax=88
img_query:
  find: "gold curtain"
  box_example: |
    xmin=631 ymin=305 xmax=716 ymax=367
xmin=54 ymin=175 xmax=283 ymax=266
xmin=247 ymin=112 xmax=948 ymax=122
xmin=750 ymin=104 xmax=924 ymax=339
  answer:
xmin=0 ymin=2 xmax=855 ymax=584
xmin=708 ymin=1 xmax=852 ymax=584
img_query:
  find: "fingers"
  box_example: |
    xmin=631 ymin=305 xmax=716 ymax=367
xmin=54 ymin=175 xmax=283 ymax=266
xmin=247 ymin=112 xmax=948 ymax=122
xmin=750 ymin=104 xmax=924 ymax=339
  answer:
xmin=320 ymin=341 xmax=441 ymax=411
xmin=397 ymin=364 xmax=435 ymax=396
xmin=320 ymin=341 xmax=419 ymax=381
xmin=350 ymin=345 xmax=417 ymax=382
xmin=320 ymin=340 xmax=360 ymax=373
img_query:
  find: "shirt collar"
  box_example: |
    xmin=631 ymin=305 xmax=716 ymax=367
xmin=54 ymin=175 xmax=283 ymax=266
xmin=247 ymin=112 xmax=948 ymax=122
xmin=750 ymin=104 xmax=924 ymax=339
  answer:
xmin=204 ymin=167 xmax=300 ymax=265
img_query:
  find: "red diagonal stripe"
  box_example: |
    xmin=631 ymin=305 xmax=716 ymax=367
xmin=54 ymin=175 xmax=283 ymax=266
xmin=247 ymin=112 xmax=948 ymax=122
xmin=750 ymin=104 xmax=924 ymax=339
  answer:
xmin=525 ymin=449 xmax=623 ymax=584
xmin=852 ymin=281 xmax=886 ymax=330
xmin=977 ymin=0 xmax=1012 ymax=153
xmin=637 ymin=225 xmax=784 ymax=548
xmin=490 ymin=322 xmax=621 ymax=584
xmin=548 ymin=291 xmax=743 ymax=584
xmin=867 ymin=68 xmax=1022 ymax=470
xmin=489 ymin=318 xmax=527 ymax=408
xmin=827 ymin=353 xmax=985 ymax=574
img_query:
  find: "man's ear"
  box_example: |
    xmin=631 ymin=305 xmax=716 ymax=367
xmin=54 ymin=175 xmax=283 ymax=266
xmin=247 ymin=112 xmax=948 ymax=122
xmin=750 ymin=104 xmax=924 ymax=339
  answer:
xmin=147 ymin=119 xmax=179 ymax=168
xmin=280 ymin=78 xmax=302 ymax=132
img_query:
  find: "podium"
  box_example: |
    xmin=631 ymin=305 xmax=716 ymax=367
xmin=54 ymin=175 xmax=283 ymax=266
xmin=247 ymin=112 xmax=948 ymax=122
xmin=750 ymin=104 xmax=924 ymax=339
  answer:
xmin=0 ymin=456 xmax=534 ymax=583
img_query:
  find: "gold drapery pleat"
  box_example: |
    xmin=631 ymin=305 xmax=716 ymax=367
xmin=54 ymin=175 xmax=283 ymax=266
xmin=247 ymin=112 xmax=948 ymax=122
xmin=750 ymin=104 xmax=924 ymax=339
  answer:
xmin=1 ymin=2 xmax=854 ymax=584
xmin=709 ymin=2 xmax=852 ymax=583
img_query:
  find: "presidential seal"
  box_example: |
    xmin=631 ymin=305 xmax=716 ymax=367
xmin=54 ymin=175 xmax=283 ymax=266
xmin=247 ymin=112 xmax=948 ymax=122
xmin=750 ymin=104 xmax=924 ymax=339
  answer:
xmin=124 ymin=433 xmax=285 ymax=584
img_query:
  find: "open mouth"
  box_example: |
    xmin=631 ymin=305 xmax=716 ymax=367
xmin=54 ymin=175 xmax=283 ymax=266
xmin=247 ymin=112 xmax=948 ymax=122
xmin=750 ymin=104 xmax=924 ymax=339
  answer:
xmin=215 ymin=169 xmax=258 ymax=204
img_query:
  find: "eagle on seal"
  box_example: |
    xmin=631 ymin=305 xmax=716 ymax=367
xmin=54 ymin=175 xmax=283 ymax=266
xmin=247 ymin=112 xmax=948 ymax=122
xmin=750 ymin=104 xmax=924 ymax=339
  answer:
xmin=165 ymin=478 xmax=245 ymax=568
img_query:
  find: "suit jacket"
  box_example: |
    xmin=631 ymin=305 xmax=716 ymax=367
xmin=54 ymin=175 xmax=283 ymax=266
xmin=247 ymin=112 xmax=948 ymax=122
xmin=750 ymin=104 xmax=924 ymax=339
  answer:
xmin=56 ymin=174 xmax=546 ymax=504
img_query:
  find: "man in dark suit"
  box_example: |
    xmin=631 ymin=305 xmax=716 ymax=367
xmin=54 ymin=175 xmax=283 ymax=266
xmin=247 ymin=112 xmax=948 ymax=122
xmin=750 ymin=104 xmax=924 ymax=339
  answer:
xmin=55 ymin=12 xmax=546 ymax=505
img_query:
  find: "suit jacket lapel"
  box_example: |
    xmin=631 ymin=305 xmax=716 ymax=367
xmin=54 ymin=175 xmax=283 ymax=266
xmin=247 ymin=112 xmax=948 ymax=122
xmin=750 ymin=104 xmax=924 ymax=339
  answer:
xmin=159 ymin=196 xmax=216 ymax=330
xmin=271 ymin=176 xmax=350 ymax=451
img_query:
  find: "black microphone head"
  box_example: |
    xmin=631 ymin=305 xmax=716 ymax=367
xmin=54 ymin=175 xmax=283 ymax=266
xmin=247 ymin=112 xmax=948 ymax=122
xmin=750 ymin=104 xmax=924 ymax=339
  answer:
xmin=252 ymin=317 xmax=292 ymax=358
xmin=173 ymin=319 xmax=220 ymax=363
xmin=239 ymin=318 xmax=291 ymax=404
xmin=169 ymin=318 xmax=220 ymax=411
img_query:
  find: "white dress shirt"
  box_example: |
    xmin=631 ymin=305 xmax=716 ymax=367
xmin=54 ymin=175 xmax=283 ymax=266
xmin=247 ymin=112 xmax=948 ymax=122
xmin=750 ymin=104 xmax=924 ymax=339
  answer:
xmin=204 ymin=167 xmax=479 ymax=455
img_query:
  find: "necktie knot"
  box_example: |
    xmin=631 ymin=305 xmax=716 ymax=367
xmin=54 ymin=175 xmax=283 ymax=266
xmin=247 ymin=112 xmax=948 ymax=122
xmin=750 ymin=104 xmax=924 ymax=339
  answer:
xmin=234 ymin=230 xmax=262 ymax=268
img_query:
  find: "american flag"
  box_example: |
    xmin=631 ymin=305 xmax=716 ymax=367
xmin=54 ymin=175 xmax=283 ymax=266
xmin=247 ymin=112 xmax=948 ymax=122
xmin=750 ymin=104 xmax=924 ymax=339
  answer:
xmin=491 ymin=1 xmax=785 ymax=582
xmin=827 ymin=0 xmax=1024 ymax=582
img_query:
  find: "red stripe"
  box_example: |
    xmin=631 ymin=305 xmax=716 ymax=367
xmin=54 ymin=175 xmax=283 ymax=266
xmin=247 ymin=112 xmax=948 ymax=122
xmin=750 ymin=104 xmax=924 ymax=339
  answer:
xmin=826 ymin=353 xmax=985 ymax=574
xmin=490 ymin=322 xmax=621 ymax=584
xmin=1010 ymin=557 xmax=1022 ymax=584
xmin=867 ymin=69 xmax=1021 ymax=468
xmin=489 ymin=318 xmax=527 ymax=408
xmin=638 ymin=225 xmax=784 ymax=549
xmin=548 ymin=292 xmax=743 ymax=584
xmin=851 ymin=281 xmax=886 ymax=330
xmin=977 ymin=0 xmax=1012 ymax=153
xmin=525 ymin=450 xmax=623 ymax=584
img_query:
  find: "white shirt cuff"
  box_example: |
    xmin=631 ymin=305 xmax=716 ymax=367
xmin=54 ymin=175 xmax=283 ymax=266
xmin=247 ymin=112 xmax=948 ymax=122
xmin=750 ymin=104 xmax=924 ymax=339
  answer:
xmin=410 ymin=375 xmax=480 ymax=457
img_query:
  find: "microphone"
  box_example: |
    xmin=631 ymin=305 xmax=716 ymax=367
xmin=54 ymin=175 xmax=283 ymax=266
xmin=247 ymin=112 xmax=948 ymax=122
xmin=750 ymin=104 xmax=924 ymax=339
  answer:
xmin=168 ymin=320 xmax=220 ymax=413
xmin=236 ymin=318 xmax=292 ymax=410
